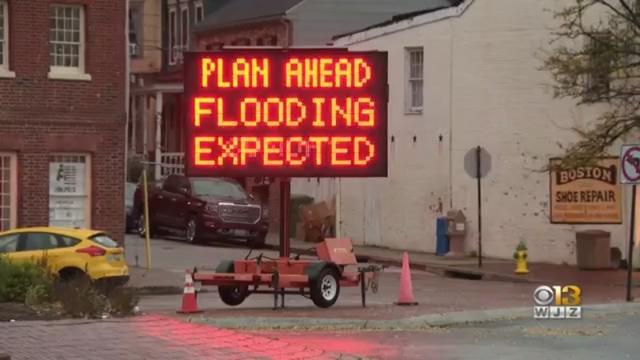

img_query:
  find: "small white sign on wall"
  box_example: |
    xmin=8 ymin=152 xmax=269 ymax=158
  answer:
xmin=49 ymin=162 xmax=87 ymax=228
xmin=49 ymin=162 xmax=85 ymax=196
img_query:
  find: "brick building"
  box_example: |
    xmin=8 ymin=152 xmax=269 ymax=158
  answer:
xmin=0 ymin=1 xmax=126 ymax=241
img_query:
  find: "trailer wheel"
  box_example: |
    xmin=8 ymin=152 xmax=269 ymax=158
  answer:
xmin=218 ymin=286 xmax=249 ymax=306
xmin=310 ymin=267 xmax=340 ymax=308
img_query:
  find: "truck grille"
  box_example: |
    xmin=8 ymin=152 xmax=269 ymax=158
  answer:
xmin=219 ymin=204 xmax=261 ymax=224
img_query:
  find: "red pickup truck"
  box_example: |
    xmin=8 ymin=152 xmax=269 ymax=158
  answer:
xmin=132 ymin=174 xmax=269 ymax=247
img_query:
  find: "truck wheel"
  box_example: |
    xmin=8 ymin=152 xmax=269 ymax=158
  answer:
xmin=310 ymin=267 xmax=340 ymax=308
xmin=218 ymin=286 xmax=249 ymax=306
xmin=185 ymin=218 xmax=201 ymax=244
xmin=138 ymin=213 xmax=156 ymax=238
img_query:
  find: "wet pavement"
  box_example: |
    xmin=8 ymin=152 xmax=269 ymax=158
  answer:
xmin=2 ymin=308 xmax=638 ymax=359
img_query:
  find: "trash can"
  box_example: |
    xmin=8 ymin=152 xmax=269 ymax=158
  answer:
xmin=436 ymin=217 xmax=449 ymax=256
xmin=575 ymin=230 xmax=611 ymax=270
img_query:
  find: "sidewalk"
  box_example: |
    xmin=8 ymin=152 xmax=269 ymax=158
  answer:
xmin=265 ymin=233 xmax=640 ymax=288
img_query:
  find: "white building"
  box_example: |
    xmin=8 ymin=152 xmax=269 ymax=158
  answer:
xmin=323 ymin=0 xmax=640 ymax=265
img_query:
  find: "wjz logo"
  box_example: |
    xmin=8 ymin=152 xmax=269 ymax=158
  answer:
xmin=533 ymin=285 xmax=582 ymax=319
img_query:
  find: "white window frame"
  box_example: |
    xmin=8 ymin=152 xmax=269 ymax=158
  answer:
xmin=195 ymin=1 xmax=204 ymax=24
xmin=405 ymin=47 xmax=424 ymax=114
xmin=0 ymin=152 xmax=18 ymax=231
xmin=48 ymin=4 xmax=91 ymax=81
xmin=168 ymin=5 xmax=177 ymax=65
xmin=0 ymin=0 xmax=14 ymax=78
xmin=48 ymin=153 xmax=92 ymax=229
xmin=179 ymin=3 xmax=189 ymax=63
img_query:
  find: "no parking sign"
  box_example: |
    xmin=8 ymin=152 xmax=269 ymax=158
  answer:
xmin=621 ymin=145 xmax=640 ymax=184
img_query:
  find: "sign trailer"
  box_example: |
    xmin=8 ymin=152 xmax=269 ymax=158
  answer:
xmin=181 ymin=49 xmax=388 ymax=309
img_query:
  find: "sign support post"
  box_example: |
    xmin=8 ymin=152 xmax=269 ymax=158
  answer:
xmin=279 ymin=178 xmax=291 ymax=258
xmin=627 ymin=184 xmax=636 ymax=302
xmin=465 ymin=146 xmax=490 ymax=266
xmin=476 ymin=146 xmax=483 ymax=268
xmin=620 ymin=144 xmax=640 ymax=302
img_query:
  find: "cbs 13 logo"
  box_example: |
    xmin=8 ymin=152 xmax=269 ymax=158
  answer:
xmin=533 ymin=285 xmax=581 ymax=306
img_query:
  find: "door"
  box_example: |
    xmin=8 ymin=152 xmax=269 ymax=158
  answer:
xmin=169 ymin=176 xmax=191 ymax=229
xmin=10 ymin=232 xmax=57 ymax=267
xmin=0 ymin=152 xmax=17 ymax=231
xmin=154 ymin=175 xmax=178 ymax=228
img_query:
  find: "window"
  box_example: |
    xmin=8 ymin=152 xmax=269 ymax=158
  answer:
xmin=129 ymin=5 xmax=143 ymax=58
xmin=90 ymin=234 xmax=119 ymax=248
xmin=257 ymin=35 xmax=278 ymax=46
xmin=0 ymin=153 xmax=17 ymax=232
xmin=190 ymin=179 xmax=247 ymax=199
xmin=0 ymin=233 xmax=18 ymax=253
xmin=405 ymin=48 xmax=424 ymax=113
xmin=59 ymin=235 xmax=80 ymax=248
xmin=49 ymin=5 xmax=90 ymax=81
xmin=23 ymin=233 xmax=58 ymax=251
xmin=180 ymin=5 xmax=189 ymax=52
xmin=0 ymin=0 xmax=13 ymax=77
xmin=584 ymin=33 xmax=612 ymax=101
xmin=195 ymin=1 xmax=204 ymax=23
xmin=205 ymin=42 xmax=224 ymax=50
xmin=48 ymin=154 xmax=91 ymax=228
xmin=231 ymin=38 xmax=251 ymax=46
xmin=168 ymin=6 xmax=177 ymax=65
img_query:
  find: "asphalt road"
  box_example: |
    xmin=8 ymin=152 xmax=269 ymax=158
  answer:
xmin=261 ymin=309 xmax=640 ymax=359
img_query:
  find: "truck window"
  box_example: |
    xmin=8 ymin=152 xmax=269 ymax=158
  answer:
xmin=162 ymin=175 xmax=179 ymax=193
xmin=190 ymin=179 xmax=247 ymax=199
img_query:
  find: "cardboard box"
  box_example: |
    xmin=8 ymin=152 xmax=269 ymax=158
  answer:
xmin=295 ymin=222 xmax=305 ymax=242
xmin=300 ymin=201 xmax=332 ymax=226
xmin=304 ymin=224 xmax=324 ymax=243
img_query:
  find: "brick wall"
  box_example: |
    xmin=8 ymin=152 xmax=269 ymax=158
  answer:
xmin=0 ymin=0 xmax=126 ymax=242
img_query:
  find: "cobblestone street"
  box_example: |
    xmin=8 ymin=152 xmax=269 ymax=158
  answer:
xmin=0 ymin=315 xmax=363 ymax=360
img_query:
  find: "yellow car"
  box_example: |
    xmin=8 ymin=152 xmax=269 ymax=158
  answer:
xmin=0 ymin=227 xmax=129 ymax=286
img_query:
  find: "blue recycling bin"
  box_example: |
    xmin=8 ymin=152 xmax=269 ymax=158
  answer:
xmin=436 ymin=217 xmax=449 ymax=256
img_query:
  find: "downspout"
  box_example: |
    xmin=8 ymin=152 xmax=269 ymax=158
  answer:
xmin=124 ymin=0 xmax=131 ymax=235
xmin=448 ymin=17 xmax=454 ymax=209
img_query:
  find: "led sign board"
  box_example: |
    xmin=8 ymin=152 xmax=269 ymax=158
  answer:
xmin=184 ymin=49 xmax=388 ymax=178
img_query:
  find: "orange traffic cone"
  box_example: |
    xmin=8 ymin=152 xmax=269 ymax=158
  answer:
xmin=396 ymin=252 xmax=418 ymax=306
xmin=177 ymin=271 xmax=202 ymax=314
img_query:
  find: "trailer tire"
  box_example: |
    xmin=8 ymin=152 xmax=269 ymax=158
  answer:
xmin=218 ymin=286 xmax=249 ymax=306
xmin=310 ymin=267 xmax=340 ymax=308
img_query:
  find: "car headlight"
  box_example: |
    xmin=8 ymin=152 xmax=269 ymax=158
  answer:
xmin=206 ymin=203 xmax=219 ymax=214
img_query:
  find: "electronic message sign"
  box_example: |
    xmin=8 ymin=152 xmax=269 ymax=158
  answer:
xmin=184 ymin=49 xmax=388 ymax=178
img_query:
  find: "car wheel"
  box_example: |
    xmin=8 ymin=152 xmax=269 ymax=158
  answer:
xmin=218 ymin=286 xmax=249 ymax=306
xmin=138 ymin=213 xmax=156 ymax=238
xmin=310 ymin=267 xmax=341 ymax=308
xmin=185 ymin=218 xmax=200 ymax=244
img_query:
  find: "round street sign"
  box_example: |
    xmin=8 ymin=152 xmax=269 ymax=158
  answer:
xmin=621 ymin=145 xmax=640 ymax=184
xmin=464 ymin=146 xmax=491 ymax=179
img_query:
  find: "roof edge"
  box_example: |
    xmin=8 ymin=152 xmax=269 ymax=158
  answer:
xmin=194 ymin=13 xmax=286 ymax=33
xmin=332 ymin=0 xmax=474 ymax=46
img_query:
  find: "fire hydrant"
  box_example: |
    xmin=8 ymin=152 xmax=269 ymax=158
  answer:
xmin=513 ymin=241 xmax=529 ymax=274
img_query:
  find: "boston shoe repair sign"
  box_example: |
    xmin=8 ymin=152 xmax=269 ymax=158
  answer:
xmin=549 ymin=157 xmax=622 ymax=224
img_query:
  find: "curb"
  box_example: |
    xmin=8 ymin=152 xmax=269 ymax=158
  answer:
xmin=131 ymin=286 xmax=212 ymax=296
xmin=266 ymin=243 xmax=538 ymax=284
xmin=187 ymin=302 xmax=640 ymax=330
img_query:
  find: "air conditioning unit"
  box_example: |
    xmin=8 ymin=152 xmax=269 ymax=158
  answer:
xmin=129 ymin=43 xmax=140 ymax=57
